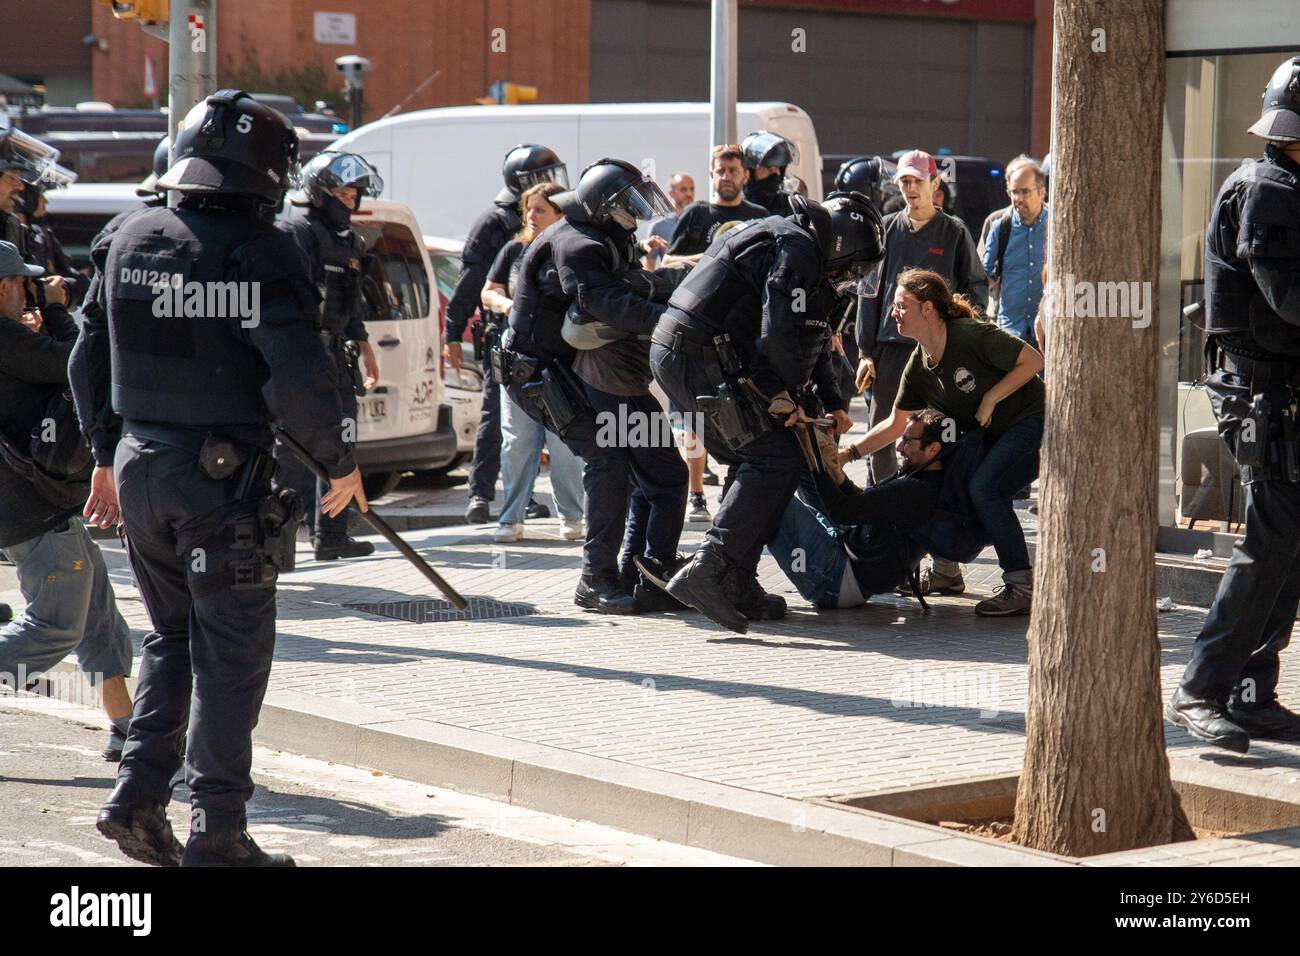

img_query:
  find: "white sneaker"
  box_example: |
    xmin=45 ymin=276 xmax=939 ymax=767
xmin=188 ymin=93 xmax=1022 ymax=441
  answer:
xmin=494 ymin=523 xmax=525 ymax=542
xmin=560 ymin=517 xmax=585 ymax=540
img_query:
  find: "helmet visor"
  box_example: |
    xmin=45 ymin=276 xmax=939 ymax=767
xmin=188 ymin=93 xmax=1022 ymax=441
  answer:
xmin=0 ymin=128 xmax=59 ymax=185
xmin=326 ymin=152 xmax=384 ymax=197
xmin=517 ymin=162 xmax=569 ymax=192
xmin=42 ymin=163 xmax=77 ymax=189
xmin=747 ymin=132 xmax=798 ymax=169
xmin=604 ymin=177 xmax=674 ymax=229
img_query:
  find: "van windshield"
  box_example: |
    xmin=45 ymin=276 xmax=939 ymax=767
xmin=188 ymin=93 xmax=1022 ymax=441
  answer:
xmin=353 ymin=220 xmax=430 ymax=321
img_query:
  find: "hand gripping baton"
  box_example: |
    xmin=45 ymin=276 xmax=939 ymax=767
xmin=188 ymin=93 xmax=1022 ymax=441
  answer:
xmin=274 ymin=426 xmax=468 ymax=609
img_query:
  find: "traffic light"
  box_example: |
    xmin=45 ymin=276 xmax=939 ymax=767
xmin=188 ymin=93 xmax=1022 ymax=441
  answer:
xmin=99 ymin=0 xmax=170 ymax=25
xmin=476 ymin=82 xmax=539 ymax=106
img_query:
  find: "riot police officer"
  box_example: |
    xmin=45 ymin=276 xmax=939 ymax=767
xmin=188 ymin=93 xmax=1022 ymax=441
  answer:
xmin=276 ymin=150 xmax=383 ymax=560
xmin=648 ymin=191 xmax=884 ymax=633
xmin=0 ymin=126 xmax=59 ymax=271
xmin=504 ymin=159 xmax=686 ymax=612
xmin=740 ymin=130 xmax=799 ymax=217
xmin=834 ymin=155 xmax=893 ymax=215
xmin=18 ymin=167 xmax=82 ymax=305
xmin=448 ymin=143 xmax=569 ymax=524
xmin=1167 ymin=57 xmax=1300 ymax=753
xmin=70 ymin=89 xmax=364 ymax=866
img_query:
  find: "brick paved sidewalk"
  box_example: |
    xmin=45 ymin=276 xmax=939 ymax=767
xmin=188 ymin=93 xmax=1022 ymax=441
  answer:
xmin=30 ymin=498 xmax=1295 ymax=866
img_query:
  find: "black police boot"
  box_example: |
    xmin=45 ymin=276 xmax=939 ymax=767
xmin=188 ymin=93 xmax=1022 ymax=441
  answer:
xmin=0 ymin=602 xmax=11 ymax=624
xmin=526 ymin=498 xmax=551 ymax=520
xmin=1227 ymin=700 xmax=1300 ymax=742
xmin=665 ymin=548 xmax=749 ymax=634
xmin=312 ymin=535 xmax=376 ymax=560
xmin=728 ymin=567 xmax=786 ymax=621
xmin=574 ymin=575 xmax=640 ymax=615
xmin=1165 ymin=687 xmax=1250 ymax=754
xmin=465 ymin=496 xmax=491 ymax=523
xmin=182 ymin=829 xmax=295 ymax=867
xmin=632 ymin=555 xmax=690 ymax=613
xmin=97 ymin=791 xmax=184 ymax=867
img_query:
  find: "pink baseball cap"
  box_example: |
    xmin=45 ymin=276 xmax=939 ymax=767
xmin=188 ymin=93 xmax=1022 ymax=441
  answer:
xmin=893 ymin=149 xmax=938 ymax=181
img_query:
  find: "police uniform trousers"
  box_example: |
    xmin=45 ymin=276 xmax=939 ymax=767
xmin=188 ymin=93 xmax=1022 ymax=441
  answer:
xmin=650 ymin=342 xmax=802 ymax=574
xmin=274 ymin=354 xmax=358 ymax=539
xmin=1180 ymin=477 xmax=1300 ymax=708
xmin=113 ymin=427 xmax=277 ymax=837
xmin=467 ymin=335 xmax=504 ymax=502
xmin=580 ymin=382 xmax=687 ymax=581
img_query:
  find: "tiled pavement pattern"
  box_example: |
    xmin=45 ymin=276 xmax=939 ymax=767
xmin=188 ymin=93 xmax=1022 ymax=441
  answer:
xmin=70 ymin=494 xmax=1300 ymax=865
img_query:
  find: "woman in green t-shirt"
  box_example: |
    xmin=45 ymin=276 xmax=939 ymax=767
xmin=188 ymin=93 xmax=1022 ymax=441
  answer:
xmin=840 ymin=268 xmax=1045 ymax=617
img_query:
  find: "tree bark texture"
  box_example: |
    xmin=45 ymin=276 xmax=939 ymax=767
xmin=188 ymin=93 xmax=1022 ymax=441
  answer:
xmin=1013 ymin=0 xmax=1193 ymax=855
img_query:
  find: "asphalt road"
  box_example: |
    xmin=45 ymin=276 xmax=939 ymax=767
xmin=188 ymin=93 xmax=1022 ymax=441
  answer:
xmin=0 ymin=700 xmax=755 ymax=867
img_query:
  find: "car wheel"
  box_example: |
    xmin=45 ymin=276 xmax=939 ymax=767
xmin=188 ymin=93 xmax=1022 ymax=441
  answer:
xmin=361 ymin=470 xmax=402 ymax=501
xmin=418 ymin=452 xmax=470 ymax=478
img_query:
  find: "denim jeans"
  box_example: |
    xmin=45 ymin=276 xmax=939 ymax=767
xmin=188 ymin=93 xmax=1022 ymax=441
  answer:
xmin=969 ymin=415 xmax=1043 ymax=576
xmin=767 ymin=496 xmax=855 ymax=610
xmin=0 ymin=518 xmax=133 ymax=689
xmin=499 ymin=385 xmax=586 ymax=526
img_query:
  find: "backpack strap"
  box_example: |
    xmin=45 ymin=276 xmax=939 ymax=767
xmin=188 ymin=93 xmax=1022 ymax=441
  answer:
xmin=990 ymin=211 xmax=1013 ymax=284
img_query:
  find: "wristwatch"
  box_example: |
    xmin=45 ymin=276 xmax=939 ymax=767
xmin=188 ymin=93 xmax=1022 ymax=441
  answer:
xmin=845 ymin=444 xmax=863 ymax=463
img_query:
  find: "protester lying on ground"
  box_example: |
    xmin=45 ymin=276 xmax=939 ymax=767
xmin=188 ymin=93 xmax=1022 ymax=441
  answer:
xmin=768 ymin=409 xmax=989 ymax=609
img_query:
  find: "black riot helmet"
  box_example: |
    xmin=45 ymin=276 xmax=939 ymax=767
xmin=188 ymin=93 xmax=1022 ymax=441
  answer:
xmin=1247 ymin=56 xmax=1300 ymax=143
xmin=297 ymin=150 xmax=384 ymax=229
xmin=570 ymin=158 xmax=674 ymax=233
xmin=301 ymin=151 xmax=384 ymax=210
xmin=498 ymin=143 xmax=568 ymax=203
xmin=741 ymin=130 xmax=799 ymax=172
xmin=157 ymin=89 xmax=300 ymax=206
xmin=0 ymin=126 xmax=59 ymax=185
xmin=804 ymin=190 xmax=885 ymax=276
xmin=136 ymin=135 xmax=170 ymax=197
xmin=833 ymin=155 xmax=894 ymax=208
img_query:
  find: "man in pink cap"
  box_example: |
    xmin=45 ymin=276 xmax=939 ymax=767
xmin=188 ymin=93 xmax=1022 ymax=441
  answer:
xmin=850 ymin=149 xmax=988 ymax=594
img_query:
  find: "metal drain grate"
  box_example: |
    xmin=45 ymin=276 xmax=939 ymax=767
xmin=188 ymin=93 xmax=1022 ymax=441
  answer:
xmin=343 ymin=596 xmax=538 ymax=622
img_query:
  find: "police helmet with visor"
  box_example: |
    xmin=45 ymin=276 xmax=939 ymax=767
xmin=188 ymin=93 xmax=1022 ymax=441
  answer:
xmin=157 ymin=89 xmax=300 ymax=205
xmin=572 ymin=158 xmax=674 ymax=232
xmin=0 ymin=126 xmax=60 ymax=185
xmin=499 ymin=144 xmax=568 ymax=202
xmin=1248 ymin=56 xmax=1300 ymax=143
xmin=741 ymin=131 xmax=799 ymax=172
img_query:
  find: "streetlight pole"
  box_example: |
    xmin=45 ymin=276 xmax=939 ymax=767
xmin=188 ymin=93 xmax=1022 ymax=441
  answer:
xmin=166 ymin=0 xmax=218 ymax=197
xmin=710 ymin=0 xmax=737 ymax=148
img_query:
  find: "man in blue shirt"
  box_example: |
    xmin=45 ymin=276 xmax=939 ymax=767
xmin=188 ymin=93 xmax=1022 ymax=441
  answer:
xmin=982 ymin=156 xmax=1049 ymax=344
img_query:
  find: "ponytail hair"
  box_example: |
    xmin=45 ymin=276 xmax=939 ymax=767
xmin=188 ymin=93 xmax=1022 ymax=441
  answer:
xmin=896 ymin=267 xmax=977 ymax=323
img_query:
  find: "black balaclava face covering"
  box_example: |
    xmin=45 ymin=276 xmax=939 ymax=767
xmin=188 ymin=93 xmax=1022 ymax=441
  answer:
xmin=315 ymin=192 xmax=354 ymax=232
xmin=749 ymin=170 xmax=784 ymax=202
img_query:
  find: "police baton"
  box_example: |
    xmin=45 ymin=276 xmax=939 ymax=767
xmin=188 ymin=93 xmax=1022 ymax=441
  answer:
xmin=273 ymin=426 xmax=468 ymax=609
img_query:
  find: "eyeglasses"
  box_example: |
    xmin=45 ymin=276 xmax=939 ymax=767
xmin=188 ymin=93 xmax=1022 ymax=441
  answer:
xmin=899 ymin=434 xmax=925 ymax=445
xmin=1008 ymin=186 xmax=1042 ymax=198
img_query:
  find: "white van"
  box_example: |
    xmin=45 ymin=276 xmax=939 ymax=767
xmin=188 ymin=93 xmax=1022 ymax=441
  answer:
xmin=329 ymin=101 xmax=823 ymax=241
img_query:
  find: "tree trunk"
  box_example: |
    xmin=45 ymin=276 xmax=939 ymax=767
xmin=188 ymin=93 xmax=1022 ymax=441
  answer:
xmin=1013 ymin=0 xmax=1193 ymax=855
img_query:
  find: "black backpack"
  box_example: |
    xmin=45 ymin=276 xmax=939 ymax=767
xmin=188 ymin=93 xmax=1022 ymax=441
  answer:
xmin=0 ymin=389 xmax=94 ymax=510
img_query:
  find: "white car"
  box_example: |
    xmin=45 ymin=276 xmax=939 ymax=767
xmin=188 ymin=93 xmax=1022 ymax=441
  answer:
xmin=424 ymin=234 xmax=484 ymax=468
